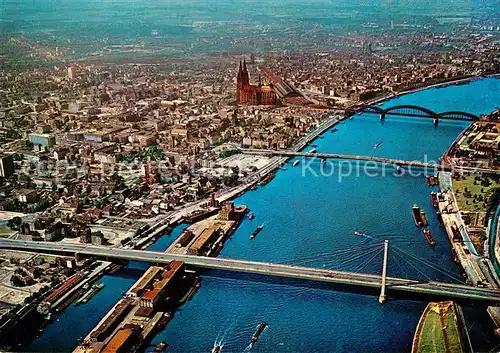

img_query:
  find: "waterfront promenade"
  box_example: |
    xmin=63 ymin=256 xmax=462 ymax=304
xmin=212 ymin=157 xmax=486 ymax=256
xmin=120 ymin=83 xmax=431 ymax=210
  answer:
xmin=2 ymin=239 xmax=500 ymax=302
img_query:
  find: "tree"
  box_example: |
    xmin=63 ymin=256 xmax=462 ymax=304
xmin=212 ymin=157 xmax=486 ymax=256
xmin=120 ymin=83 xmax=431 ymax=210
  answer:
xmin=7 ymin=216 xmax=22 ymax=230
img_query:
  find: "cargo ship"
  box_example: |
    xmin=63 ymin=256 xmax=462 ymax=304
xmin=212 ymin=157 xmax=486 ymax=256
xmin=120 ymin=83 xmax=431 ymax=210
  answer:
xmin=412 ymin=204 xmax=424 ymax=227
xmin=250 ymin=224 xmax=264 ymax=239
xmin=374 ymin=141 xmax=382 ymax=148
xmin=251 ymin=321 xmax=268 ymax=344
xmin=431 ymin=192 xmax=438 ymax=208
xmin=423 ymin=228 xmax=436 ymax=247
xmin=292 ymin=160 xmax=300 ymax=167
xmin=74 ymin=283 xmax=104 ymax=306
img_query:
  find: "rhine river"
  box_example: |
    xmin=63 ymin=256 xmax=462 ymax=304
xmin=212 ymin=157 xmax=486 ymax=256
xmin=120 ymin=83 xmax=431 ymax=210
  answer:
xmin=30 ymin=77 xmax=500 ymax=352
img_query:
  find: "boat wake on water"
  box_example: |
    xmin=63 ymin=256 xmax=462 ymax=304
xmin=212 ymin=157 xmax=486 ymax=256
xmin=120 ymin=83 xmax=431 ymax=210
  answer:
xmin=212 ymin=318 xmax=238 ymax=352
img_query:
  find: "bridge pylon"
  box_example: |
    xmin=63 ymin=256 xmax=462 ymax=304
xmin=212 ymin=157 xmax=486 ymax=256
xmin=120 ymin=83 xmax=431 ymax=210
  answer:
xmin=379 ymin=240 xmax=389 ymax=304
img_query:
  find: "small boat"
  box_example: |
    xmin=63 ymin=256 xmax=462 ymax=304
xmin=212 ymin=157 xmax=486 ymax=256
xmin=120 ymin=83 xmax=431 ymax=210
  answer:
xmin=374 ymin=141 xmax=382 ymax=148
xmin=309 ymin=148 xmax=317 ymax=153
xmin=349 ymin=116 xmax=354 ymax=120
xmin=154 ymin=341 xmax=168 ymax=353
xmin=248 ymin=212 xmax=255 ymax=220
xmin=251 ymin=322 xmax=268 ymax=344
xmin=426 ymin=175 xmax=439 ymax=186
xmin=321 ymin=158 xmax=326 ymax=164
xmin=250 ymin=224 xmax=264 ymax=239
xmin=310 ymin=144 xmax=318 ymax=147
xmin=354 ymin=231 xmax=365 ymax=236
xmin=211 ymin=343 xmax=223 ymax=353
xmin=423 ymin=228 xmax=437 ymax=247
xmin=331 ymin=128 xmax=339 ymax=133
xmin=292 ymin=160 xmax=300 ymax=167
xmin=430 ymin=192 xmax=438 ymax=208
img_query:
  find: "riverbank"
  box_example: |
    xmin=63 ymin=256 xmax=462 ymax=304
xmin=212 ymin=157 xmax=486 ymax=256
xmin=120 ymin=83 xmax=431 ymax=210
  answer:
xmin=360 ymin=73 xmax=500 ymax=109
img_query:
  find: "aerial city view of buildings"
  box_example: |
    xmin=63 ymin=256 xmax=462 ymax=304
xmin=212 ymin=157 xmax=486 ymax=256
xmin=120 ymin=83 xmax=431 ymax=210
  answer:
xmin=0 ymin=0 xmax=500 ymax=352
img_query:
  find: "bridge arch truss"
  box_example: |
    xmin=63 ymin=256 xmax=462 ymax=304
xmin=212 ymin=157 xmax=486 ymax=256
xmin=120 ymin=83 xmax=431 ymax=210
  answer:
xmin=357 ymin=104 xmax=479 ymax=121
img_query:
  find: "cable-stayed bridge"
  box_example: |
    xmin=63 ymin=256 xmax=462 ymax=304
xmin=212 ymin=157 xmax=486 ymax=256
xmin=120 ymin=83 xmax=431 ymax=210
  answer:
xmin=0 ymin=239 xmax=499 ymax=303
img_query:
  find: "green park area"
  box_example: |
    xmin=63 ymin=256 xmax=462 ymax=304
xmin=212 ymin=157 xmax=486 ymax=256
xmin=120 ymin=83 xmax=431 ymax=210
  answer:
xmin=416 ymin=303 xmax=464 ymax=353
xmin=453 ymin=175 xmax=500 ymax=213
xmin=0 ymin=226 xmax=16 ymax=238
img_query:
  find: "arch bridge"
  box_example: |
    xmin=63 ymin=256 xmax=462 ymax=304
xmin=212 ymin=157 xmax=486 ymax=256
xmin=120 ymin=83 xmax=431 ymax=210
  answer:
xmin=352 ymin=104 xmax=480 ymax=124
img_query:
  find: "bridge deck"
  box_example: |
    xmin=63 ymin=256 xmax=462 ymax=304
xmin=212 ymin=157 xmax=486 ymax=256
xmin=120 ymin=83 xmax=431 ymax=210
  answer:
xmin=240 ymin=149 xmax=500 ymax=175
xmin=0 ymin=240 xmax=499 ymax=302
xmin=242 ymin=149 xmax=446 ymax=169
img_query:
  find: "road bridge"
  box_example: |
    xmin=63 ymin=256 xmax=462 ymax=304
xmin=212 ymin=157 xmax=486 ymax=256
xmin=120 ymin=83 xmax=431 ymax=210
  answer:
xmin=1 ymin=239 xmax=500 ymax=303
xmin=239 ymin=149 xmax=500 ymax=175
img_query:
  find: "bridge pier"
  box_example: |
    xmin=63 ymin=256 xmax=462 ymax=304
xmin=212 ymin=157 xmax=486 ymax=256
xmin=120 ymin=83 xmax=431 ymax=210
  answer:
xmin=433 ymin=117 xmax=439 ymax=126
xmin=380 ymin=112 xmax=385 ymax=120
xmin=379 ymin=240 xmax=389 ymax=304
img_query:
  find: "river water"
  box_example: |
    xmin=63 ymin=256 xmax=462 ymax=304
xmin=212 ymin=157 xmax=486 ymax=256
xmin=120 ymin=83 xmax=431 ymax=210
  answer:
xmin=30 ymin=77 xmax=500 ymax=352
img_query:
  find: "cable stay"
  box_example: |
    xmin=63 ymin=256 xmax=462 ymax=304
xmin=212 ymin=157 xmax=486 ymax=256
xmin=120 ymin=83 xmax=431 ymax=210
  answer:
xmin=391 ymin=248 xmax=433 ymax=282
xmin=353 ymin=248 xmax=384 ymax=274
xmin=279 ymin=241 xmax=384 ymax=267
xmin=391 ymin=245 xmax=464 ymax=283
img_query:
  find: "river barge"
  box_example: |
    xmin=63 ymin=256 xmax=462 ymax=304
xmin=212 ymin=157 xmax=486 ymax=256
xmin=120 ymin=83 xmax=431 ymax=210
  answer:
xmin=251 ymin=321 xmax=268 ymax=344
xmin=259 ymin=172 xmax=276 ymax=186
xmin=412 ymin=204 xmax=424 ymax=227
xmin=74 ymin=283 xmax=104 ymax=306
xmin=420 ymin=210 xmax=429 ymax=227
xmin=250 ymin=224 xmax=264 ymax=239
xmin=431 ymin=192 xmax=438 ymax=208
xmin=426 ymin=175 xmax=439 ymax=186
xmin=423 ymin=228 xmax=437 ymax=247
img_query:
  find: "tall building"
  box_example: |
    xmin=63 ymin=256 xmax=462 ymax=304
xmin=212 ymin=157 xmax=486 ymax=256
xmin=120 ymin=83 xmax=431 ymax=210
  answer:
xmin=236 ymin=60 xmax=277 ymax=105
xmin=0 ymin=154 xmax=14 ymax=178
xmin=68 ymin=66 xmax=77 ymax=80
